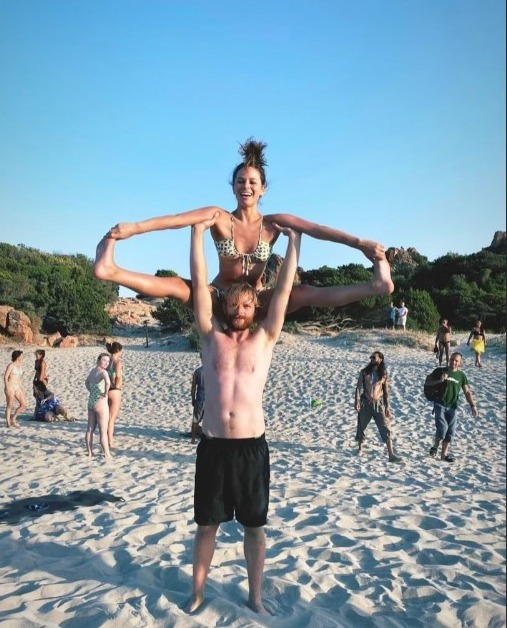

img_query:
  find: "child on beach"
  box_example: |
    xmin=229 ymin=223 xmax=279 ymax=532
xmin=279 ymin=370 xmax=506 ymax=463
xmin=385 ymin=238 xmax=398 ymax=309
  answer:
xmin=94 ymin=138 xmax=394 ymax=320
xmin=85 ymin=353 xmax=111 ymax=458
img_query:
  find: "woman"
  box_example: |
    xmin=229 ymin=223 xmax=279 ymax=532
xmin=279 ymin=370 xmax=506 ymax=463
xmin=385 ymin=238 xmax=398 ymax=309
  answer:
xmin=106 ymin=341 xmax=123 ymax=448
xmin=467 ymin=320 xmax=486 ymax=367
xmin=33 ymin=380 xmax=71 ymax=422
xmin=4 ymin=350 xmax=27 ymax=428
xmin=434 ymin=318 xmax=452 ymax=366
xmin=33 ymin=349 xmax=48 ymax=385
xmin=85 ymin=353 xmax=111 ymax=458
xmin=94 ymin=139 xmax=393 ymax=319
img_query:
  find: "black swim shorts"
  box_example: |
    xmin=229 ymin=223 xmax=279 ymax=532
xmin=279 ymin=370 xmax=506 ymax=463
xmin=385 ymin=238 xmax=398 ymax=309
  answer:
xmin=194 ymin=434 xmax=270 ymax=527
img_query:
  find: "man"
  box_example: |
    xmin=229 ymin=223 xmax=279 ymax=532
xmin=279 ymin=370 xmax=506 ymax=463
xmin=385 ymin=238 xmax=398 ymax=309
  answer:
xmin=425 ymin=352 xmax=478 ymax=462
xmin=354 ymin=351 xmax=402 ymax=463
xmin=434 ymin=318 xmax=452 ymax=367
xmin=396 ymin=301 xmax=408 ymax=330
xmin=186 ymin=215 xmax=301 ymax=614
xmin=386 ymin=301 xmax=397 ymax=330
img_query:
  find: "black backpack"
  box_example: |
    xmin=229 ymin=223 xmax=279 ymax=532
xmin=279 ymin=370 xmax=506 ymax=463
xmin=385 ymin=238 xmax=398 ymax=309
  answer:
xmin=424 ymin=368 xmax=446 ymax=402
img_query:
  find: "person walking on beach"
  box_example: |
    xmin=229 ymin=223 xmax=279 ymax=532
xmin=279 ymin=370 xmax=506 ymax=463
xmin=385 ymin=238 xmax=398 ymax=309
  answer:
xmin=190 ymin=357 xmax=205 ymax=444
xmin=354 ymin=351 xmax=401 ymax=463
xmin=467 ymin=319 xmax=486 ymax=367
xmin=106 ymin=341 xmax=123 ymax=448
xmin=396 ymin=301 xmax=408 ymax=330
xmin=186 ymin=215 xmax=300 ymax=614
xmin=435 ymin=318 xmax=452 ymax=366
xmin=4 ymin=350 xmax=27 ymax=428
xmin=85 ymin=353 xmax=111 ymax=458
xmin=425 ymin=352 xmax=478 ymax=462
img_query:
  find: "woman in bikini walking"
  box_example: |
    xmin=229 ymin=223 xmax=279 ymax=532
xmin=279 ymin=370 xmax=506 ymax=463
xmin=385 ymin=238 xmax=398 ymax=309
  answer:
xmin=94 ymin=139 xmax=394 ymax=316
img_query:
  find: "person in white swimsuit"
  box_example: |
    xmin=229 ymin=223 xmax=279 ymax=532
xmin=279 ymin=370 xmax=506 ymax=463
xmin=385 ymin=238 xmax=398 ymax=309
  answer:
xmin=94 ymin=138 xmax=394 ymax=321
xmin=4 ymin=350 xmax=27 ymax=428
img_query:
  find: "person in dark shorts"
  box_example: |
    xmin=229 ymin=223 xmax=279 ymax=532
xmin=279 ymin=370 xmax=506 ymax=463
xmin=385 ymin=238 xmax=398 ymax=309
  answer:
xmin=186 ymin=214 xmax=301 ymax=614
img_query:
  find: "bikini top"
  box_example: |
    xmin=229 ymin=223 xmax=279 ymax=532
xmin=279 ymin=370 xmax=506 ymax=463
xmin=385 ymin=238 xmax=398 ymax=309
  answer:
xmin=214 ymin=215 xmax=272 ymax=276
xmin=11 ymin=366 xmax=23 ymax=376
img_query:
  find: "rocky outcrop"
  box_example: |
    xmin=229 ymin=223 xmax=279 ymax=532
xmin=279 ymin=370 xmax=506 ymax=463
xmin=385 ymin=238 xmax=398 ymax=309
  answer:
xmin=106 ymin=298 xmax=160 ymax=328
xmin=2 ymin=309 xmax=34 ymax=343
xmin=486 ymin=231 xmax=506 ymax=252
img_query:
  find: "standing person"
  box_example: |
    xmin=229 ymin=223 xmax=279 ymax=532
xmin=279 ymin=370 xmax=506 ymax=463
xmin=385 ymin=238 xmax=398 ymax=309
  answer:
xmin=94 ymin=138 xmax=393 ymax=322
xmin=425 ymin=352 xmax=478 ymax=462
xmin=85 ymin=353 xmax=111 ymax=458
xmin=467 ymin=320 xmax=486 ymax=367
xmin=186 ymin=216 xmax=300 ymax=614
xmin=386 ymin=301 xmax=397 ymax=330
xmin=4 ymin=350 xmax=27 ymax=428
xmin=435 ymin=318 xmax=452 ymax=366
xmin=354 ymin=351 xmax=402 ymax=463
xmin=190 ymin=356 xmax=205 ymax=444
xmin=396 ymin=301 xmax=408 ymax=330
xmin=106 ymin=341 xmax=123 ymax=448
xmin=33 ymin=350 xmax=48 ymax=386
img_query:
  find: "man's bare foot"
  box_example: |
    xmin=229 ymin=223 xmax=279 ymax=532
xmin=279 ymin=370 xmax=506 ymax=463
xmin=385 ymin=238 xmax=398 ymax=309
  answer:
xmin=372 ymin=256 xmax=394 ymax=295
xmin=185 ymin=592 xmax=205 ymax=613
xmin=93 ymin=236 xmax=118 ymax=281
xmin=247 ymin=597 xmax=268 ymax=614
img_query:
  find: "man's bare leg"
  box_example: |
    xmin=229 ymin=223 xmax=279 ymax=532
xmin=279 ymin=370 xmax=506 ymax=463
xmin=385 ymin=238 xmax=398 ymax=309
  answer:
xmin=287 ymin=255 xmax=394 ymax=313
xmin=94 ymin=236 xmax=192 ymax=302
xmin=186 ymin=524 xmax=219 ymax=613
xmin=243 ymin=526 xmax=267 ymax=614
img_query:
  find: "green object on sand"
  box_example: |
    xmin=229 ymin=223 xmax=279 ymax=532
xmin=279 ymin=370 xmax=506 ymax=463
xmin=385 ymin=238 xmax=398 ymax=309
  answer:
xmin=311 ymin=398 xmax=323 ymax=408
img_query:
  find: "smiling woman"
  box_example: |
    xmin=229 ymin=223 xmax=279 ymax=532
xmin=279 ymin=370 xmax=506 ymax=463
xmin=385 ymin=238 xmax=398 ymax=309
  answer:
xmin=93 ymin=138 xmax=394 ymax=320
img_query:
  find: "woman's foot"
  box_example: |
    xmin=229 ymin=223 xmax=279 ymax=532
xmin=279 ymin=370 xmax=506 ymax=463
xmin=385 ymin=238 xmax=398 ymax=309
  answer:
xmin=93 ymin=236 xmax=118 ymax=281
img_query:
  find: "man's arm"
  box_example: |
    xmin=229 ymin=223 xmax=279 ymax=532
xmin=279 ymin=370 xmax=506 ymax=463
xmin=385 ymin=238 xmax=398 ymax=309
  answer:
xmin=261 ymin=226 xmax=301 ymax=341
xmin=382 ymin=377 xmax=391 ymax=416
xmin=354 ymin=372 xmax=363 ymax=410
xmin=190 ymin=215 xmax=219 ymax=337
xmin=463 ymin=383 xmax=478 ymax=416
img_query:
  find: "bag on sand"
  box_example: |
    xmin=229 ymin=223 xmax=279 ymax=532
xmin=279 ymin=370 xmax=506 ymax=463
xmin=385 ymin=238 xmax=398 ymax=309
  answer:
xmin=424 ymin=368 xmax=446 ymax=403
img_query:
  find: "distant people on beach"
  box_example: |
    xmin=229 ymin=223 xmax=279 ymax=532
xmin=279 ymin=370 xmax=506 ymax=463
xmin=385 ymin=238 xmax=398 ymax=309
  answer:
xmin=396 ymin=301 xmax=408 ymax=330
xmin=435 ymin=319 xmax=452 ymax=366
xmin=425 ymin=352 xmax=478 ymax=462
xmin=85 ymin=353 xmax=111 ymax=458
xmin=354 ymin=351 xmax=402 ymax=463
xmin=106 ymin=341 xmax=123 ymax=448
xmin=190 ymin=357 xmax=205 ymax=444
xmin=185 ymin=216 xmax=300 ymax=614
xmin=32 ymin=380 xmax=72 ymax=422
xmin=4 ymin=350 xmax=27 ymax=428
xmin=467 ymin=320 xmax=486 ymax=367
xmin=386 ymin=301 xmax=397 ymax=329
xmin=94 ymin=138 xmax=393 ymax=324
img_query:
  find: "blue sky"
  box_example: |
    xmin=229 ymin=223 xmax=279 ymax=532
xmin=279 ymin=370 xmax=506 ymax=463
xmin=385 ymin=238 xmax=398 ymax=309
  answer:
xmin=1 ymin=0 xmax=505 ymax=297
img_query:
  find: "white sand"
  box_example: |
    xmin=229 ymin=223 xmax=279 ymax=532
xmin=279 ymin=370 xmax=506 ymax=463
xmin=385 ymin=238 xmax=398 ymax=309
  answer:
xmin=0 ymin=330 xmax=505 ymax=627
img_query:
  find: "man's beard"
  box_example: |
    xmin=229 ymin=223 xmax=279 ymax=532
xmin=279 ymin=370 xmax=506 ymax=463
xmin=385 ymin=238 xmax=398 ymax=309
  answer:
xmin=227 ymin=315 xmax=253 ymax=331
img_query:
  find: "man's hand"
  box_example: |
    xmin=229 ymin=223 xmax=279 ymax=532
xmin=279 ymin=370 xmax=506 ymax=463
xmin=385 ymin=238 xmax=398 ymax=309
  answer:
xmin=357 ymin=238 xmax=385 ymax=262
xmin=108 ymin=223 xmax=137 ymax=240
xmin=271 ymin=223 xmax=300 ymax=240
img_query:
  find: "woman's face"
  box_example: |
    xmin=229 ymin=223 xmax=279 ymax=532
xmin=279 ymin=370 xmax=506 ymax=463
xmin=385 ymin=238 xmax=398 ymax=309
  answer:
xmin=98 ymin=355 xmax=110 ymax=369
xmin=233 ymin=166 xmax=266 ymax=209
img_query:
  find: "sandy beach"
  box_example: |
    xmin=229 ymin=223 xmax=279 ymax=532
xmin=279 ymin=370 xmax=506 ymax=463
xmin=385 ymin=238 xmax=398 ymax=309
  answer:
xmin=0 ymin=329 xmax=505 ymax=627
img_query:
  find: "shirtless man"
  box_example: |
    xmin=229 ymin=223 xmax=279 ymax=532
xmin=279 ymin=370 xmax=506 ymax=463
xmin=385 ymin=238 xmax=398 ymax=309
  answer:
xmin=186 ymin=214 xmax=301 ymax=614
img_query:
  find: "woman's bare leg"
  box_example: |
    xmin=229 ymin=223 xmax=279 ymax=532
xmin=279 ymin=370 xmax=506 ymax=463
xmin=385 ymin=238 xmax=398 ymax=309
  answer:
xmin=10 ymin=391 xmax=27 ymax=427
xmin=94 ymin=236 xmax=193 ymax=302
xmin=107 ymin=391 xmax=122 ymax=448
xmin=86 ymin=410 xmax=96 ymax=456
xmin=286 ymin=256 xmax=394 ymax=314
xmin=96 ymin=401 xmax=112 ymax=458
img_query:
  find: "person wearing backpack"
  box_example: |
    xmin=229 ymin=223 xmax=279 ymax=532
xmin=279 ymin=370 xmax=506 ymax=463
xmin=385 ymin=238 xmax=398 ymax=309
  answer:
xmin=425 ymin=352 xmax=478 ymax=462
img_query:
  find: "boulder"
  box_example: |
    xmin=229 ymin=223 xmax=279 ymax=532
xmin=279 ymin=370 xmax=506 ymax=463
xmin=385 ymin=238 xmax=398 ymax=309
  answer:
xmin=47 ymin=332 xmax=62 ymax=347
xmin=6 ymin=310 xmax=33 ymax=343
xmin=59 ymin=335 xmax=79 ymax=348
xmin=0 ymin=305 xmax=13 ymax=330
